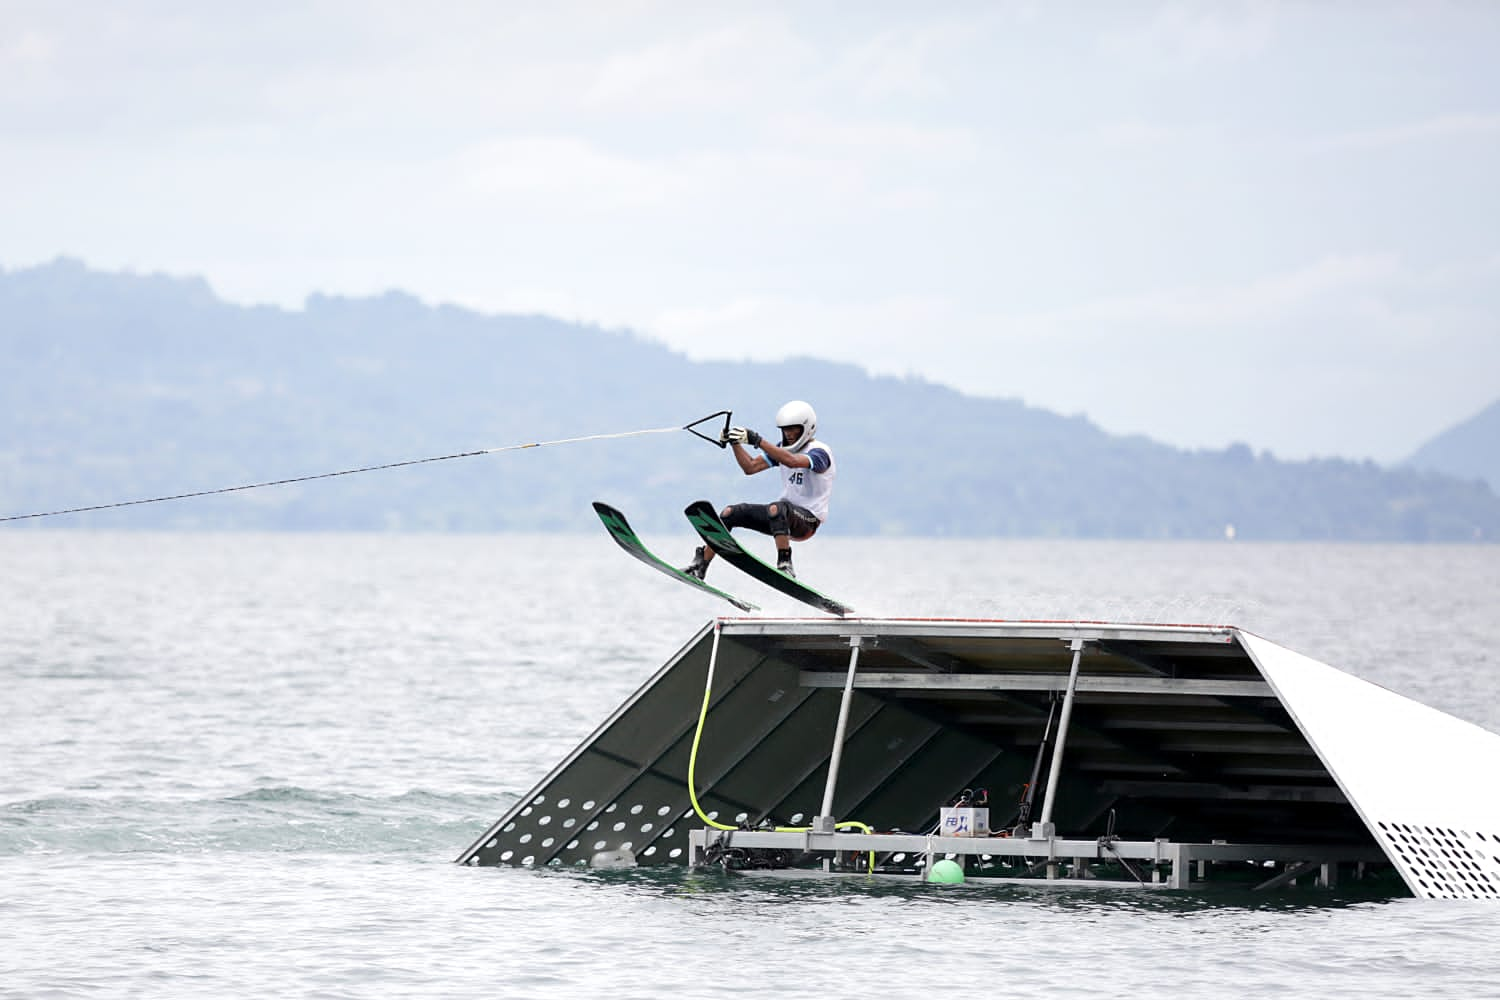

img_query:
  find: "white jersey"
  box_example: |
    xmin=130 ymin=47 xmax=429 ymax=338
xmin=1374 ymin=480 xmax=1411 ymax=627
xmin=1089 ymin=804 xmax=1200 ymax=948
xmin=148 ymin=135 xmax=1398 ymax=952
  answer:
xmin=771 ymin=439 xmax=835 ymax=522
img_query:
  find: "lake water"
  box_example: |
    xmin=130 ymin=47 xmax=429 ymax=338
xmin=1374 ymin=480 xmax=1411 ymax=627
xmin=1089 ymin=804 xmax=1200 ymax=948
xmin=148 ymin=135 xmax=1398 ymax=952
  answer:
xmin=3 ymin=532 xmax=1499 ymax=998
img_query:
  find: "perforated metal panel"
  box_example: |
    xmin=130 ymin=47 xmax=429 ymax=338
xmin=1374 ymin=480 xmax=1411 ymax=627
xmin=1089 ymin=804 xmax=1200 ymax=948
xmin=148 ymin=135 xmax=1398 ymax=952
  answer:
xmin=1374 ymin=822 xmax=1500 ymax=899
xmin=1241 ymin=631 xmax=1500 ymax=900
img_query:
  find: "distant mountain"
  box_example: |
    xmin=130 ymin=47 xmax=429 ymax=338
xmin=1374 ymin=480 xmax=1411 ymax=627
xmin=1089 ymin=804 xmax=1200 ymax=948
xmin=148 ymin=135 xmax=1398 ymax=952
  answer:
xmin=3 ymin=258 xmax=1498 ymax=541
xmin=1404 ymin=399 xmax=1500 ymax=494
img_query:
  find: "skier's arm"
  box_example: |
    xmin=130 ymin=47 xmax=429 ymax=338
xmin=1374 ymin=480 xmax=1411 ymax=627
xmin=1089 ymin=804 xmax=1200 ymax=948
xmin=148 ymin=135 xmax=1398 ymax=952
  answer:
xmin=730 ymin=441 xmax=770 ymax=475
xmin=757 ymin=439 xmax=810 ymax=469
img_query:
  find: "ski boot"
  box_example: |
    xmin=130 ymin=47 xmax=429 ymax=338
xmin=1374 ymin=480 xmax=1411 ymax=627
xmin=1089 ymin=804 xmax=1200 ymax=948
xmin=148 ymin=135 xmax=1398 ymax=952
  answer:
xmin=682 ymin=546 xmax=710 ymax=580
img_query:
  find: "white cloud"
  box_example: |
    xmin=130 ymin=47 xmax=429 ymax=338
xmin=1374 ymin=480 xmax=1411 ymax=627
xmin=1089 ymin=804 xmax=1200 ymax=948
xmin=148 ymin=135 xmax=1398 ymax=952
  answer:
xmin=1100 ymin=1 xmax=1280 ymax=68
xmin=828 ymin=10 xmax=1022 ymax=102
xmin=649 ymin=293 xmax=957 ymax=375
xmin=459 ymin=136 xmax=675 ymax=209
xmin=1 ymin=28 xmax=54 ymax=67
xmin=766 ymin=112 xmax=978 ymax=161
xmin=583 ymin=17 xmax=811 ymax=112
xmin=1089 ymin=120 xmax=1184 ymax=149
xmin=1017 ymin=254 xmax=1404 ymax=330
xmin=1315 ymin=113 xmax=1500 ymax=152
xmin=832 ymin=26 xmax=948 ymax=100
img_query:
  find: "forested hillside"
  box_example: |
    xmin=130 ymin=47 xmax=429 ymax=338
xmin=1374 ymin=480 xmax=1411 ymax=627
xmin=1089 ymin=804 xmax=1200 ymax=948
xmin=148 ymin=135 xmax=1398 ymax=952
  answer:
xmin=4 ymin=259 xmax=1497 ymax=541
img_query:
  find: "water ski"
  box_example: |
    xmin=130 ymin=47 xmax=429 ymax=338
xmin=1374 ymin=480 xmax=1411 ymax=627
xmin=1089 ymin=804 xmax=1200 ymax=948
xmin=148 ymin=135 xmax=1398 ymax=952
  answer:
xmin=683 ymin=500 xmax=853 ymax=617
xmin=592 ymin=501 xmax=758 ymax=612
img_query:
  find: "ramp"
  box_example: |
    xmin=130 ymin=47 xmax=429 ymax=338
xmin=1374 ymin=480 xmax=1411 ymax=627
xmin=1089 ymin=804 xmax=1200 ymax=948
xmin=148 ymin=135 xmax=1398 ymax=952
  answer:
xmin=457 ymin=618 xmax=1500 ymax=898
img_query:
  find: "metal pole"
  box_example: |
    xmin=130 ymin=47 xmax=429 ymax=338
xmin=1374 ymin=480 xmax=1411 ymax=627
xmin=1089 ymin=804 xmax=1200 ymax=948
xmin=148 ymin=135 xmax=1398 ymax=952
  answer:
xmin=1034 ymin=638 xmax=1085 ymax=837
xmin=814 ymin=636 xmax=862 ymax=833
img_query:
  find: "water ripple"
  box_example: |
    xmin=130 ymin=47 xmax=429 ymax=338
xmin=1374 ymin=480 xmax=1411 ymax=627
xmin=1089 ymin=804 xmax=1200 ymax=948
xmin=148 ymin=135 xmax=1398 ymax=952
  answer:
xmin=2 ymin=533 xmax=1498 ymax=997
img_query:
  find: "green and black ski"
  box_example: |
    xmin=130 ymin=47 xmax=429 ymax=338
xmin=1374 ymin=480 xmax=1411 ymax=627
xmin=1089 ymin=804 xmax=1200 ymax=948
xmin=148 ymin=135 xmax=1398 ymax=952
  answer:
xmin=683 ymin=500 xmax=854 ymax=617
xmin=592 ymin=501 xmax=758 ymax=613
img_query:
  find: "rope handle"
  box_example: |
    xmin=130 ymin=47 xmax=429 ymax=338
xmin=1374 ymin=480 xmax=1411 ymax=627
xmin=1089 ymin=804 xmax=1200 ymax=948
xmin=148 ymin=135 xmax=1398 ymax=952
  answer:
xmin=682 ymin=410 xmax=733 ymax=449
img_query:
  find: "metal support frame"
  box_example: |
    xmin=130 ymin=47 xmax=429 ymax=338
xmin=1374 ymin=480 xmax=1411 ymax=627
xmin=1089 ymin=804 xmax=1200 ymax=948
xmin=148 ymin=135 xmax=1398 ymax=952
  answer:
xmin=687 ymin=827 xmax=1385 ymax=889
xmin=1033 ymin=638 xmax=1085 ymax=840
xmin=813 ymin=636 xmax=862 ymax=833
xmin=462 ymin=617 xmax=1500 ymax=902
xmin=797 ymin=672 xmax=1271 ymax=698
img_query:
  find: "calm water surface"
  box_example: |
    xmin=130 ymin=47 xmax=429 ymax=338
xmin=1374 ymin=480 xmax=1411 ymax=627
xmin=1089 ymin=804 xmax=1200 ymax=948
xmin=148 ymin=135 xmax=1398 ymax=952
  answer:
xmin=3 ymin=533 xmax=1498 ymax=998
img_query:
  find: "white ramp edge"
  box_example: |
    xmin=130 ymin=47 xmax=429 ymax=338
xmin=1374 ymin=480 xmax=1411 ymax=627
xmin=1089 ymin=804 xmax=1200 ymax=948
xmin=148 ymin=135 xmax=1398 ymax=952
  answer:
xmin=1239 ymin=630 xmax=1500 ymax=900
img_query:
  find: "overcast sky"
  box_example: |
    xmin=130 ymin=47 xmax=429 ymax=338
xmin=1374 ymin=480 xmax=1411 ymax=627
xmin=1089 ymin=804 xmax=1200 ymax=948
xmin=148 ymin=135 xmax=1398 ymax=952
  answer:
xmin=3 ymin=1 xmax=1497 ymax=462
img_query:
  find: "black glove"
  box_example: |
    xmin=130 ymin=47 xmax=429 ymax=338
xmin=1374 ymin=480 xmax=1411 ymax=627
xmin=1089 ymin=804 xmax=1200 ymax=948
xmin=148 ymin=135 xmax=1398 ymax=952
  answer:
xmin=727 ymin=427 xmax=762 ymax=447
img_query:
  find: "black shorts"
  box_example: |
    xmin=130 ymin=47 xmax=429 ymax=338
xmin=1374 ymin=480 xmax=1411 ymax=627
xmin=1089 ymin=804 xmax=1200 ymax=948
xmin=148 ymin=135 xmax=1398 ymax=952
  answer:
xmin=721 ymin=501 xmax=820 ymax=541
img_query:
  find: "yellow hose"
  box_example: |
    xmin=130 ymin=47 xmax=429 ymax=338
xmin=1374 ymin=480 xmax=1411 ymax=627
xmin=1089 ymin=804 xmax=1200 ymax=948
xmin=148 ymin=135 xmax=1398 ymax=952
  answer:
xmin=688 ymin=624 xmax=875 ymax=872
xmin=686 ymin=635 xmax=737 ymax=832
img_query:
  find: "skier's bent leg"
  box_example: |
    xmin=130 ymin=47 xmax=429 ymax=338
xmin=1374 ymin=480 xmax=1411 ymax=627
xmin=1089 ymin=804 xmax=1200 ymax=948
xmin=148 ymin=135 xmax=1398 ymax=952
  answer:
xmin=722 ymin=503 xmax=775 ymax=536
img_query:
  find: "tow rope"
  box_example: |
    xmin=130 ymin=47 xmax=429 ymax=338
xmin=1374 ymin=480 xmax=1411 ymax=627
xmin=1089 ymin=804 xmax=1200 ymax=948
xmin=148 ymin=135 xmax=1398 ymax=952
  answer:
xmin=0 ymin=411 xmax=733 ymax=524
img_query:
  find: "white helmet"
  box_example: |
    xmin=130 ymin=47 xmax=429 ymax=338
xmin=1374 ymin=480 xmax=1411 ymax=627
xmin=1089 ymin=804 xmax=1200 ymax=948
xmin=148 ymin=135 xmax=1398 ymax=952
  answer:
xmin=775 ymin=400 xmax=817 ymax=453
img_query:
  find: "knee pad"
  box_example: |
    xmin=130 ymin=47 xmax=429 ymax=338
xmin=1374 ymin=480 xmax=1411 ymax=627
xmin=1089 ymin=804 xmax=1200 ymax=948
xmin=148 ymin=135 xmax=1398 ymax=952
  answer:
xmin=722 ymin=503 xmax=777 ymax=536
xmin=767 ymin=502 xmax=789 ymax=536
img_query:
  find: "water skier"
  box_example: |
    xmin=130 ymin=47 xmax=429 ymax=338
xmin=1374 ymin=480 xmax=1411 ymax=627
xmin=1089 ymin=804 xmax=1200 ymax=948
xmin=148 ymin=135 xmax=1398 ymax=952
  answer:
xmin=682 ymin=400 xmax=835 ymax=580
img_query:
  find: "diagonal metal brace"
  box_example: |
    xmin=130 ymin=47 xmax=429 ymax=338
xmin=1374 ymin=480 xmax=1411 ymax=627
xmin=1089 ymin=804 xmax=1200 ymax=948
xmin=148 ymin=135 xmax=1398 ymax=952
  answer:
xmin=1253 ymin=859 xmax=1321 ymax=892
